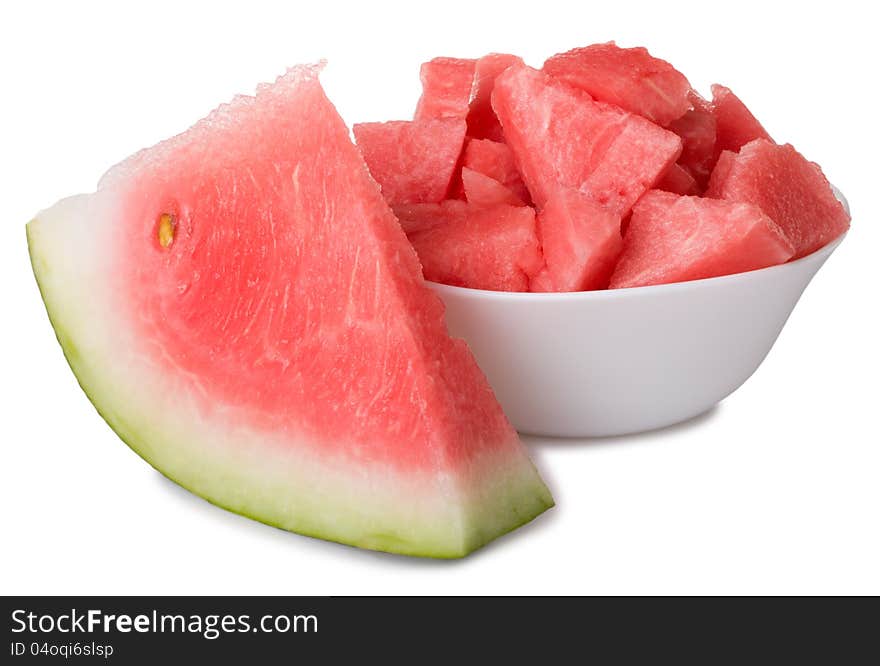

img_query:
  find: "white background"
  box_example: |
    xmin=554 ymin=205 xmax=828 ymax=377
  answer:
xmin=2 ymin=0 xmax=878 ymax=595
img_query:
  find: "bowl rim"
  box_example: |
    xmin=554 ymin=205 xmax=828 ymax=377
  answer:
xmin=427 ymin=231 xmax=847 ymax=302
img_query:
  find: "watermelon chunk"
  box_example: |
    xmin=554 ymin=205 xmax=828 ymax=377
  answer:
xmin=414 ymin=57 xmax=476 ymax=121
xmin=466 ymin=53 xmax=525 ymax=141
xmin=711 ymin=84 xmax=772 ymax=155
xmin=27 ymin=66 xmax=552 ymax=558
xmin=657 ymin=163 xmax=699 ymax=196
xmin=543 ymin=42 xmax=692 ymax=126
xmin=609 ymin=190 xmax=795 ymax=288
xmin=491 ymin=64 xmax=682 ymax=214
xmin=353 ymin=118 xmax=466 ymax=206
xmin=462 ymin=138 xmax=530 ymax=203
xmin=530 ymin=190 xmax=622 ymax=292
xmin=407 ymin=203 xmax=542 ymax=291
xmin=461 ymin=167 xmax=525 ymax=206
xmin=706 ymin=139 xmax=850 ymax=258
xmin=667 ymin=100 xmax=717 ymax=189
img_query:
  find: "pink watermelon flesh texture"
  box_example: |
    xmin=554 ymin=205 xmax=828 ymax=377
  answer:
xmin=530 ymin=189 xmax=622 ymax=292
xmin=461 ymin=167 xmax=525 ymax=206
xmin=543 ymin=42 xmax=692 ymax=126
xmin=705 ymin=139 xmax=850 ymax=259
xmin=407 ymin=203 xmax=542 ymax=291
xmin=414 ymin=57 xmax=476 ymax=121
xmin=466 ymin=53 xmax=525 ymax=141
xmin=657 ymin=162 xmax=699 ymax=196
xmin=609 ymin=190 xmax=795 ymax=288
xmin=711 ymin=84 xmax=772 ymax=156
xmin=392 ymin=200 xmax=472 ymax=235
xmin=491 ymin=63 xmax=682 ymax=214
xmin=667 ymin=99 xmax=717 ymax=190
xmin=27 ymin=65 xmax=552 ymax=558
xmin=462 ymin=138 xmax=531 ymax=203
xmin=353 ymin=118 xmax=466 ymax=206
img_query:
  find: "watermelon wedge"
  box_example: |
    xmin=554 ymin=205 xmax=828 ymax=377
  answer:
xmin=461 ymin=167 xmax=525 ymax=206
xmin=27 ymin=66 xmax=552 ymax=558
xmin=406 ymin=203 xmax=542 ymax=291
xmin=609 ymin=190 xmax=795 ymax=288
xmin=353 ymin=118 xmax=466 ymax=206
xmin=414 ymin=57 xmax=476 ymax=121
xmin=657 ymin=163 xmax=700 ymax=196
xmin=530 ymin=190 xmax=622 ymax=292
xmin=491 ymin=64 xmax=682 ymax=214
xmin=706 ymin=139 xmax=850 ymax=258
xmin=466 ymin=53 xmax=524 ymax=141
xmin=543 ymin=42 xmax=692 ymax=126
xmin=711 ymin=84 xmax=772 ymax=156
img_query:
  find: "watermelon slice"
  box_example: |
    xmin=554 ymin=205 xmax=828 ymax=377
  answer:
xmin=711 ymin=84 xmax=772 ymax=156
xmin=461 ymin=167 xmax=525 ymax=206
xmin=530 ymin=190 xmax=622 ymax=292
xmin=609 ymin=190 xmax=795 ymax=288
xmin=667 ymin=99 xmax=717 ymax=189
xmin=705 ymin=139 xmax=850 ymax=258
xmin=656 ymin=163 xmax=699 ymax=196
xmin=491 ymin=64 xmax=682 ymax=214
xmin=462 ymin=138 xmax=530 ymax=203
xmin=414 ymin=57 xmax=476 ymax=121
xmin=27 ymin=66 xmax=552 ymax=558
xmin=466 ymin=53 xmax=525 ymax=141
xmin=543 ymin=42 xmax=692 ymax=126
xmin=407 ymin=203 xmax=542 ymax=291
xmin=353 ymin=118 xmax=466 ymax=206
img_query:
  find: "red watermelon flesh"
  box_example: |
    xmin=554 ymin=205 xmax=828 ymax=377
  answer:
xmin=461 ymin=167 xmax=525 ymax=206
xmin=462 ymin=138 xmax=530 ymax=203
xmin=530 ymin=190 xmax=622 ymax=292
xmin=407 ymin=203 xmax=542 ymax=291
xmin=711 ymin=84 xmax=772 ymax=156
xmin=667 ymin=103 xmax=717 ymax=189
xmin=392 ymin=200 xmax=470 ymax=234
xmin=466 ymin=53 xmax=525 ymax=141
xmin=609 ymin=190 xmax=795 ymax=288
xmin=705 ymin=139 xmax=850 ymax=258
xmin=657 ymin=163 xmax=700 ymax=196
xmin=414 ymin=57 xmax=476 ymax=121
xmin=491 ymin=64 xmax=682 ymax=214
xmin=28 ymin=65 xmax=552 ymax=558
xmin=353 ymin=118 xmax=466 ymax=206
xmin=543 ymin=42 xmax=692 ymax=126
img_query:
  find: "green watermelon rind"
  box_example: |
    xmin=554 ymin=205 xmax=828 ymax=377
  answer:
xmin=27 ymin=213 xmax=553 ymax=559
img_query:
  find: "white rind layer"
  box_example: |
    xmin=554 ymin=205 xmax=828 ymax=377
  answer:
xmin=28 ymin=193 xmax=553 ymax=558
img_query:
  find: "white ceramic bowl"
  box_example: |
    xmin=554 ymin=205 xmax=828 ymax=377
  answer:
xmin=429 ymin=232 xmax=846 ymax=438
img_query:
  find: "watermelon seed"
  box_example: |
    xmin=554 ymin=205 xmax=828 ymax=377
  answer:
xmin=157 ymin=213 xmax=176 ymax=248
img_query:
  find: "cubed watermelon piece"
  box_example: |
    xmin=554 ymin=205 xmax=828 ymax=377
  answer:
xmin=705 ymin=139 xmax=850 ymax=258
xmin=656 ymin=163 xmax=700 ymax=196
xmin=414 ymin=57 xmax=476 ymax=121
xmin=462 ymin=138 xmax=530 ymax=202
xmin=407 ymin=203 xmax=542 ymax=291
xmin=354 ymin=118 xmax=466 ymax=206
xmin=667 ymin=100 xmax=717 ymax=189
xmin=531 ymin=190 xmax=622 ymax=292
xmin=491 ymin=64 xmax=682 ymax=214
xmin=711 ymin=84 xmax=772 ymax=155
xmin=461 ymin=167 xmax=525 ymax=206
xmin=543 ymin=42 xmax=692 ymax=126
xmin=466 ymin=53 xmax=525 ymax=141
xmin=609 ymin=190 xmax=795 ymax=288
xmin=392 ymin=200 xmax=469 ymax=235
